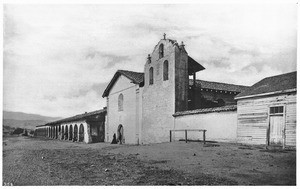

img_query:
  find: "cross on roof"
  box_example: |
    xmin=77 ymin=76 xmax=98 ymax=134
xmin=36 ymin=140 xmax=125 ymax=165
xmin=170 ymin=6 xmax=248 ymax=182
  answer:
xmin=163 ymin=33 xmax=166 ymax=39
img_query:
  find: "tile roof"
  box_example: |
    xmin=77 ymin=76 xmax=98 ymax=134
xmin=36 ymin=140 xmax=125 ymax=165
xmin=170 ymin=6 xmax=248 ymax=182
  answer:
xmin=102 ymin=70 xmax=144 ymax=97
xmin=235 ymin=71 xmax=297 ymax=99
xmin=173 ymin=105 xmax=237 ymax=117
xmin=46 ymin=109 xmax=106 ymax=126
xmin=190 ymin=79 xmax=249 ymax=92
xmin=117 ymin=70 xmax=144 ymax=84
xmin=36 ymin=125 xmax=47 ymax=128
xmin=103 ymin=70 xmax=249 ymax=97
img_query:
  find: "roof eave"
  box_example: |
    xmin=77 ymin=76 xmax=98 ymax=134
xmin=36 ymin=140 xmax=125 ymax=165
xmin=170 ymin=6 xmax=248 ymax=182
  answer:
xmin=197 ymin=87 xmax=243 ymax=93
xmin=35 ymin=125 xmax=47 ymax=128
xmin=102 ymin=71 xmax=142 ymax=97
xmin=47 ymin=117 xmax=87 ymax=126
xmin=235 ymin=88 xmax=297 ymax=100
xmin=188 ymin=56 xmax=205 ymax=74
xmin=102 ymin=72 xmax=121 ymax=97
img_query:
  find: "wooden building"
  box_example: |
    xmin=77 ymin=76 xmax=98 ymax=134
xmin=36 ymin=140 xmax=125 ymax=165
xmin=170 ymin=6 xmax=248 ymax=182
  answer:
xmin=235 ymin=71 xmax=296 ymax=147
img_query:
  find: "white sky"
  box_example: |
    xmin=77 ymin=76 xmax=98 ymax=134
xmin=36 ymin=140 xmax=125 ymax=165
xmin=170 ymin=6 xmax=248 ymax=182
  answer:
xmin=3 ymin=2 xmax=297 ymax=117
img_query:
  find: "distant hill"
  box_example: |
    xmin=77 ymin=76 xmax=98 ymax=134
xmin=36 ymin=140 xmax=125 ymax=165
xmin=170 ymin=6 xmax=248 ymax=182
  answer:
xmin=3 ymin=111 xmax=62 ymax=130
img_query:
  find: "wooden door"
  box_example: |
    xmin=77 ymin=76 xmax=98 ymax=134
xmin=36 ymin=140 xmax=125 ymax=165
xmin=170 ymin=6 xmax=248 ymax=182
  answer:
xmin=269 ymin=115 xmax=284 ymax=145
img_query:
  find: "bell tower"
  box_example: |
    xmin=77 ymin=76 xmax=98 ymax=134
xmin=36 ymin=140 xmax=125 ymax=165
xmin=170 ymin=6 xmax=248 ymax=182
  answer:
xmin=142 ymin=34 xmax=189 ymax=143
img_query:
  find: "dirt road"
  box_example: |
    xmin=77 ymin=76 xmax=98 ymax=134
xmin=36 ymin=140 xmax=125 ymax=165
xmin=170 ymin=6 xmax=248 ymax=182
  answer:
xmin=2 ymin=135 xmax=296 ymax=185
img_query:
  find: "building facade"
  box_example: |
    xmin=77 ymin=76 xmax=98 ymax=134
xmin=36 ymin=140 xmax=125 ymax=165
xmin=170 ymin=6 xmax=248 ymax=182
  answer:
xmin=103 ymin=36 xmax=248 ymax=144
xmin=235 ymin=72 xmax=297 ymax=147
xmin=36 ymin=36 xmax=296 ymax=147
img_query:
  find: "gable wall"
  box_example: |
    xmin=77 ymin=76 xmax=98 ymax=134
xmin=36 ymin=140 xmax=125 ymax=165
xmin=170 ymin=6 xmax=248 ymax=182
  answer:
xmin=106 ymin=75 xmax=139 ymax=144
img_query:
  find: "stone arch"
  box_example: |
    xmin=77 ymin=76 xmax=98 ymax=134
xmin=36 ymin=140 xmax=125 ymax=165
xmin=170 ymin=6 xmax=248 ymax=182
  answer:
xmin=58 ymin=125 xmax=61 ymax=139
xmin=69 ymin=125 xmax=73 ymax=140
xmin=53 ymin=126 xmax=55 ymax=138
xmin=79 ymin=124 xmax=84 ymax=142
xmin=55 ymin=126 xmax=58 ymax=139
xmin=65 ymin=125 xmax=68 ymax=140
xmin=73 ymin=124 xmax=78 ymax=142
xmin=61 ymin=125 xmax=64 ymax=140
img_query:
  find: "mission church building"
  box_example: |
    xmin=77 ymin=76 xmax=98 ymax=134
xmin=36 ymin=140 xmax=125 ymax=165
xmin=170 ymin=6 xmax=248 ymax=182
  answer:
xmin=35 ymin=34 xmax=296 ymax=148
xmin=102 ymin=35 xmax=248 ymax=144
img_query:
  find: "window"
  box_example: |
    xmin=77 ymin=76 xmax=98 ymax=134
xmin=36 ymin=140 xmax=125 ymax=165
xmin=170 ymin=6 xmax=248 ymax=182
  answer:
xmin=149 ymin=67 xmax=153 ymax=85
xmin=270 ymin=106 xmax=284 ymax=114
xmin=159 ymin=44 xmax=164 ymax=58
xmin=163 ymin=60 xmax=169 ymax=81
xmin=118 ymin=93 xmax=124 ymax=111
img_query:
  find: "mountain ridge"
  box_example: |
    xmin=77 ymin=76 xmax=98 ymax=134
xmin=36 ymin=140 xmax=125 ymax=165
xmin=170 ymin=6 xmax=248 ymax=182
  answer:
xmin=3 ymin=111 xmax=63 ymax=130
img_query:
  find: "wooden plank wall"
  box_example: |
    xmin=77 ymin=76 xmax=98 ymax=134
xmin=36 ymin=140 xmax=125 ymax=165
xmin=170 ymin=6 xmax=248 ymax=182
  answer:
xmin=237 ymin=92 xmax=296 ymax=146
xmin=286 ymin=101 xmax=296 ymax=146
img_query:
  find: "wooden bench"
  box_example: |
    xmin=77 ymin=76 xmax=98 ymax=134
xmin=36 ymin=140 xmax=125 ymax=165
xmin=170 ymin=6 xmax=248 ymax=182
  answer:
xmin=170 ymin=129 xmax=207 ymax=144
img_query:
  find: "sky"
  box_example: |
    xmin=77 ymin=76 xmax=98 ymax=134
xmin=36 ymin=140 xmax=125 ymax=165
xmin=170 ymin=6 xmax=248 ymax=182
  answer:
xmin=3 ymin=3 xmax=297 ymax=117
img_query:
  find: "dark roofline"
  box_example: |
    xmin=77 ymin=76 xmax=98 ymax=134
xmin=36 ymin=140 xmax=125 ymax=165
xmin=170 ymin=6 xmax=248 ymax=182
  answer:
xmin=102 ymin=70 xmax=144 ymax=97
xmin=46 ymin=109 xmax=106 ymax=125
xmin=190 ymin=79 xmax=250 ymax=93
xmin=235 ymin=71 xmax=297 ymax=99
xmin=235 ymin=88 xmax=296 ymax=100
xmin=36 ymin=125 xmax=47 ymax=128
xmin=188 ymin=56 xmax=205 ymax=74
xmin=173 ymin=105 xmax=237 ymax=117
xmin=103 ymin=70 xmax=249 ymax=98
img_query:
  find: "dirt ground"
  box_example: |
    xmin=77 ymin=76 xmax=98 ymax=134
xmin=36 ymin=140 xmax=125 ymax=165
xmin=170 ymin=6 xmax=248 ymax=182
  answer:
xmin=2 ymin=135 xmax=296 ymax=186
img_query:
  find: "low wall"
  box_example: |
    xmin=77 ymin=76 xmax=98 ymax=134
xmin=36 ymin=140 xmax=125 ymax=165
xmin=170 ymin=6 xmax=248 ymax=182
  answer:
xmin=173 ymin=105 xmax=237 ymax=143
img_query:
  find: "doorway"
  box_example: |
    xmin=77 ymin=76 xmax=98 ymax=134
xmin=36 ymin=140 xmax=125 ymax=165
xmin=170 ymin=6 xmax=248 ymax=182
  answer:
xmin=74 ymin=125 xmax=78 ymax=142
xmin=269 ymin=106 xmax=284 ymax=146
xmin=117 ymin=124 xmax=124 ymax=143
xmin=69 ymin=125 xmax=73 ymax=141
xmin=79 ymin=124 xmax=84 ymax=142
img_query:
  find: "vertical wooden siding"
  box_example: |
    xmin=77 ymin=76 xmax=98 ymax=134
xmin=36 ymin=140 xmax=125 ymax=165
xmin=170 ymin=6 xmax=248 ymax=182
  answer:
xmin=237 ymin=93 xmax=296 ymax=146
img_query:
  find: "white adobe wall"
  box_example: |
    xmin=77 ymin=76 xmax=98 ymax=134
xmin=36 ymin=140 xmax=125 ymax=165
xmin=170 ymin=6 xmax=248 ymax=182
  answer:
xmin=174 ymin=111 xmax=237 ymax=142
xmin=106 ymin=75 xmax=139 ymax=144
xmin=142 ymin=40 xmax=177 ymax=144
